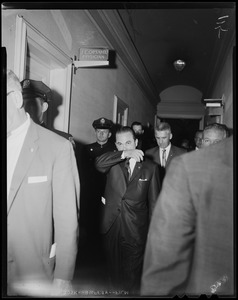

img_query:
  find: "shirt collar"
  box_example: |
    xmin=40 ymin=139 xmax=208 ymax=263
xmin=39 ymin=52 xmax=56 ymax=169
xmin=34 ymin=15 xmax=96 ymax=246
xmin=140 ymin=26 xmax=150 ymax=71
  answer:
xmin=160 ymin=143 xmax=171 ymax=153
xmin=8 ymin=113 xmax=30 ymax=139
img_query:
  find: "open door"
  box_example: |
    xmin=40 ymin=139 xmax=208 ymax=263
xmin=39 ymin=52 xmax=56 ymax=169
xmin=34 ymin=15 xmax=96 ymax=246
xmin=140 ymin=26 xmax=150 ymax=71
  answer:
xmin=14 ymin=15 xmax=73 ymax=132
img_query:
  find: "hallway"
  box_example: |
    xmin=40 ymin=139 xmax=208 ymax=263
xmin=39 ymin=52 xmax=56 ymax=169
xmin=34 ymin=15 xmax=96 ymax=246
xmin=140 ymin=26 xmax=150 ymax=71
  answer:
xmin=2 ymin=4 xmax=235 ymax=298
xmin=72 ymin=232 xmax=130 ymax=297
xmin=72 ymin=233 xmax=109 ymax=296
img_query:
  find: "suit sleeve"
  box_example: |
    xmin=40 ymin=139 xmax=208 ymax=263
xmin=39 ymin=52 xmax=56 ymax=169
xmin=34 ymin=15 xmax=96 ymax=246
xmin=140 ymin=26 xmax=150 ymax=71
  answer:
xmin=95 ymin=151 xmax=123 ymax=173
xmin=148 ymin=164 xmax=161 ymax=220
xmin=145 ymin=148 xmax=153 ymax=161
xmin=52 ymin=140 xmax=80 ymax=281
xmin=141 ymin=155 xmax=196 ymax=295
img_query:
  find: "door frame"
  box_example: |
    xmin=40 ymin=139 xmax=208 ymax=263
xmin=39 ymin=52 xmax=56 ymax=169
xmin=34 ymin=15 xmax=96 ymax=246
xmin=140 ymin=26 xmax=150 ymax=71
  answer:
xmin=14 ymin=15 xmax=73 ymax=132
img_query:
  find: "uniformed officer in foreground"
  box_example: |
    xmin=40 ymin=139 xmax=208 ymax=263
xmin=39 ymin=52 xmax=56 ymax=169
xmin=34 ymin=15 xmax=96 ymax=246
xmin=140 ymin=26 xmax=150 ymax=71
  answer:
xmin=21 ymin=79 xmax=75 ymax=148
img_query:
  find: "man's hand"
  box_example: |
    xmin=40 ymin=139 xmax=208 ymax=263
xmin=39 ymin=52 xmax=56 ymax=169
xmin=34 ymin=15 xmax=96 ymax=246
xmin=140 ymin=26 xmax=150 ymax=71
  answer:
xmin=123 ymin=149 xmax=144 ymax=162
xmin=51 ymin=278 xmax=73 ymax=296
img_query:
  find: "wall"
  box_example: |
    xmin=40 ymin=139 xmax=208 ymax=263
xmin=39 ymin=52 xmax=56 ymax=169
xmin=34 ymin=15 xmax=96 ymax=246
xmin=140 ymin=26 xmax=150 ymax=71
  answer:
xmin=158 ymin=85 xmax=205 ymax=119
xmin=2 ymin=9 xmax=156 ymax=145
xmin=71 ymin=53 xmax=155 ymax=144
xmin=209 ymin=39 xmax=235 ymax=129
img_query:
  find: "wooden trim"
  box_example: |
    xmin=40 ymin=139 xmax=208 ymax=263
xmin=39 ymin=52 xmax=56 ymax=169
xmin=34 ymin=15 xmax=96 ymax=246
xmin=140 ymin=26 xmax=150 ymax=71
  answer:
xmin=14 ymin=15 xmax=27 ymax=81
xmin=63 ymin=64 xmax=73 ymax=132
xmin=113 ymin=95 xmax=129 ymax=125
xmin=14 ymin=15 xmax=73 ymax=133
xmin=157 ymin=113 xmax=204 ymax=119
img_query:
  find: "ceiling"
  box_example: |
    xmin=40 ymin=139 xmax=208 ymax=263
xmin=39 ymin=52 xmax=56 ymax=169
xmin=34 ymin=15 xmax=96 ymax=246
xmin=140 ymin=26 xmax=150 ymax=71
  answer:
xmin=117 ymin=2 xmax=235 ymax=98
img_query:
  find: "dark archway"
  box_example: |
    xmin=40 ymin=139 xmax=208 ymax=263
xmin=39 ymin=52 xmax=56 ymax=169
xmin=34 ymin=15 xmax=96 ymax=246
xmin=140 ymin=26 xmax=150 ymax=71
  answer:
xmin=161 ymin=118 xmax=201 ymax=149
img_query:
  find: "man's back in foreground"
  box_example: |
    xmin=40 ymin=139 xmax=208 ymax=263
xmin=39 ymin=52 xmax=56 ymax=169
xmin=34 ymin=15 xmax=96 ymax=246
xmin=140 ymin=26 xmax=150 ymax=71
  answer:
xmin=141 ymin=137 xmax=234 ymax=296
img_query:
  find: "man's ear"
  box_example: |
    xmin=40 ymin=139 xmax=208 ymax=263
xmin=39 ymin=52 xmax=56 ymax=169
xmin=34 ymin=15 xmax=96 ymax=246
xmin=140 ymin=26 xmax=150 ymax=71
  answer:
xmin=108 ymin=132 xmax=112 ymax=138
xmin=135 ymin=139 xmax=138 ymax=147
xmin=14 ymin=91 xmax=24 ymax=109
xmin=170 ymin=133 xmax=173 ymax=140
xmin=42 ymin=102 xmax=48 ymax=113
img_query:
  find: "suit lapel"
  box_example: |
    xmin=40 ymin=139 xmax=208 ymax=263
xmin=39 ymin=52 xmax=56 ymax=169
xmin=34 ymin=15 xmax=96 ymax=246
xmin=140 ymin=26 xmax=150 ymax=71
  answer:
xmin=129 ymin=161 xmax=142 ymax=182
xmin=153 ymin=147 xmax=161 ymax=165
xmin=157 ymin=148 xmax=161 ymax=165
xmin=120 ymin=162 xmax=129 ymax=181
xmin=8 ymin=121 xmax=39 ymax=214
xmin=166 ymin=146 xmax=174 ymax=166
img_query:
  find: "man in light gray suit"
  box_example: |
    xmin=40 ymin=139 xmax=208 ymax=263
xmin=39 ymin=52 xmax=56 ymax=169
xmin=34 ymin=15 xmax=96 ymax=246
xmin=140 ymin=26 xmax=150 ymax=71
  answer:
xmin=6 ymin=70 xmax=80 ymax=296
xmin=141 ymin=136 xmax=234 ymax=296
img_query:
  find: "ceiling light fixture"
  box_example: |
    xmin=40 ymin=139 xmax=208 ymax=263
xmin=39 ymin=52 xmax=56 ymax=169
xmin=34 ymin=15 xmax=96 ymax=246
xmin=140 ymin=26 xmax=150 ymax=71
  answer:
xmin=173 ymin=59 xmax=186 ymax=71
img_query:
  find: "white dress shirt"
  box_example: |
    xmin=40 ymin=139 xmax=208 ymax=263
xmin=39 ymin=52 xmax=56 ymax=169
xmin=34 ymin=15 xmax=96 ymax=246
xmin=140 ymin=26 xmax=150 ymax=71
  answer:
xmin=129 ymin=158 xmax=137 ymax=175
xmin=160 ymin=143 xmax=171 ymax=164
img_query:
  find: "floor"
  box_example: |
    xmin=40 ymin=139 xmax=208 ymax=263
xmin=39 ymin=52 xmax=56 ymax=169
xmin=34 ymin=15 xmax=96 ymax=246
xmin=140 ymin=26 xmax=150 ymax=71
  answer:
xmin=71 ymin=230 xmax=112 ymax=297
xmin=71 ymin=230 xmax=132 ymax=298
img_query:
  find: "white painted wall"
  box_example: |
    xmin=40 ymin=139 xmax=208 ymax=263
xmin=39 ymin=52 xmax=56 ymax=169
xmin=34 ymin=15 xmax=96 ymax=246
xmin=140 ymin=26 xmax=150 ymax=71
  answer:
xmin=209 ymin=41 xmax=234 ymax=129
xmin=2 ymin=9 xmax=156 ymax=144
xmin=158 ymin=85 xmax=205 ymax=119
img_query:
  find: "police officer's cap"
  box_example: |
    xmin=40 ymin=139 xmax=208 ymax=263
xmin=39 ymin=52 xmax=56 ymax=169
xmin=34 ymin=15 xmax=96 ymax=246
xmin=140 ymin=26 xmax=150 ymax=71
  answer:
xmin=21 ymin=79 xmax=52 ymax=102
xmin=92 ymin=118 xmax=113 ymax=129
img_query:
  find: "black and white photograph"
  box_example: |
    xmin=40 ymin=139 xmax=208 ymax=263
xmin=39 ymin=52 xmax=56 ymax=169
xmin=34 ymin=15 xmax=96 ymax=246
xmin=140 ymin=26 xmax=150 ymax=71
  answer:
xmin=2 ymin=1 xmax=235 ymax=297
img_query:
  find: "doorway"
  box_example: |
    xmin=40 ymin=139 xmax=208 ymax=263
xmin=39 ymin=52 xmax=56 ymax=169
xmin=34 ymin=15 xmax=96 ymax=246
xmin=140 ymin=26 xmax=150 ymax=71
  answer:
xmin=161 ymin=118 xmax=200 ymax=149
xmin=14 ymin=15 xmax=73 ymax=132
xmin=113 ymin=95 xmax=129 ymax=126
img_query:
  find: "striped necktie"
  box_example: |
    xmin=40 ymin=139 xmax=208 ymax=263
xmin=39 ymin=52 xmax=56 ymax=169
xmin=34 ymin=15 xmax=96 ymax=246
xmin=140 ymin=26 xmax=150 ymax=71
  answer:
xmin=125 ymin=158 xmax=132 ymax=180
xmin=162 ymin=149 xmax=166 ymax=167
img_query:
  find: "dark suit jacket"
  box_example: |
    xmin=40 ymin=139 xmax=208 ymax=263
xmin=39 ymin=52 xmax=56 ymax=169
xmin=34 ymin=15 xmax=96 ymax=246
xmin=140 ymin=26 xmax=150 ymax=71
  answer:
xmin=8 ymin=120 xmax=80 ymax=290
xmin=141 ymin=137 xmax=234 ymax=295
xmin=145 ymin=144 xmax=187 ymax=169
xmin=95 ymin=151 xmax=161 ymax=245
xmin=80 ymin=141 xmax=117 ymax=234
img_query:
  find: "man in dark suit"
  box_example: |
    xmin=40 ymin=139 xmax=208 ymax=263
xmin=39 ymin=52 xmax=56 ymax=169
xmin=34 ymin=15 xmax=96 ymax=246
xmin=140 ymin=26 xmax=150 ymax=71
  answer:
xmin=21 ymin=79 xmax=76 ymax=149
xmin=7 ymin=70 xmax=80 ymax=296
xmin=131 ymin=121 xmax=145 ymax=151
xmin=194 ymin=129 xmax=203 ymax=150
xmin=95 ymin=126 xmax=161 ymax=295
xmin=145 ymin=122 xmax=186 ymax=181
xmin=141 ymin=136 xmax=234 ymax=296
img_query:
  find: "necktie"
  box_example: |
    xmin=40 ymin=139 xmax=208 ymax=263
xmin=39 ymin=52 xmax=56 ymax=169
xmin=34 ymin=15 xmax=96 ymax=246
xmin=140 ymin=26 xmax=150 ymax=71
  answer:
xmin=162 ymin=149 xmax=166 ymax=167
xmin=125 ymin=158 xmax=132 ymax=180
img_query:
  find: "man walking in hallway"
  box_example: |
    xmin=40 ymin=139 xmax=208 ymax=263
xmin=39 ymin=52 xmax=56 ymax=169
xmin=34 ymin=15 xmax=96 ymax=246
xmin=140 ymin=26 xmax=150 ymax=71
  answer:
xmin=145 ymin=122 xmax=186 ymax=182
xmin=6 ymin=70 xmax=80 ymax=296
xmin=141 ymin=137 xmax=234 ymax=296
xmin=95 ymin=126 xmax=161 ymax=295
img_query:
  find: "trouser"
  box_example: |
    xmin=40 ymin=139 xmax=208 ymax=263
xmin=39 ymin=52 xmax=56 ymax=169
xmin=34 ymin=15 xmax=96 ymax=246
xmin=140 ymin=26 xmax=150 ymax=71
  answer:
xmin=102 ymin=217 xmax=144 ymax=295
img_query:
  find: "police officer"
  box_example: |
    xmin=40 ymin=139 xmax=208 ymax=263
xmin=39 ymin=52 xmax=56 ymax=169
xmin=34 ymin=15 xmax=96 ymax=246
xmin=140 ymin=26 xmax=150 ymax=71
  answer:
xmin=82 ymin=118 xmax=116 ymax=237
xmin=86 ymin=117 xmax=116 ymax=159
xmin=21 ymin=79 xmax=75 ymax=148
